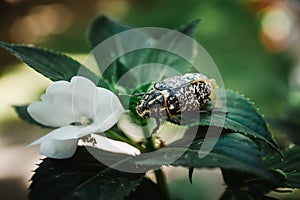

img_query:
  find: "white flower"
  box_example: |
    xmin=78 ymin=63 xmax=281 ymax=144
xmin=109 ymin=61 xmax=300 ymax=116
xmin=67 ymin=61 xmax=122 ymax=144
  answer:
xmin=28 ymin=76 xmax=125 ymax=159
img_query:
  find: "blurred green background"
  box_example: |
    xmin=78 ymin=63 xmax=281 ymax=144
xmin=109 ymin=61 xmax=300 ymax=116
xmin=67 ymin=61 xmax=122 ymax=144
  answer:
xmin=1 ymin=0 xmax=300 ymax=199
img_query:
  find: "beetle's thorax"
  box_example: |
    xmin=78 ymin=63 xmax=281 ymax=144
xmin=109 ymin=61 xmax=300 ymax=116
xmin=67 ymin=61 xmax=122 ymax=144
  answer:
xmin=136 ymin=89 xmax=169 ymax=118
xmin=135 ymin=73 xmax=218 ymax=119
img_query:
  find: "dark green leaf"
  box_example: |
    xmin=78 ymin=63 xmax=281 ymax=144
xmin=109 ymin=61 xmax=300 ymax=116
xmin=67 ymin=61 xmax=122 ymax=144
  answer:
xmin=125 ymin=177 xmax=165 ymax=200
xmin=88 ymin=16 xmax=201 ymax=93
xmin=29 ymin=147 xmax=145 ymax=200
xmin=175 ymin=18 xmax=201 ymax=38
xmin=123 ymin=19 xmax=200 ymax=77
xmin=221 ymin=168 xmax=287 ymax=195
xmin=188 ymin=167 xmax=194 ymax=184
xmin=175 ymin=133 xmax=272 ymax=180
xmin=14 ymin=105 xmax=50 ymax=128
xmin=133 ymin=133 xmax=273 ymax=181
xmin=138 ymin=19 xmax=201 ymax=76
xmin=87 ymin=15 xmax=147 ymax=84
xmin=268 ymin=118 xmax=300 ymax=146
xmin=88 ymin=15 xmax=130 ymax=49
xmin=102 ymin=56 xmax=137 ymax=89
xmin=96 ymin=77 xmax=112 ymax=90
xmin=0 ymin=42 xmax=98 ymax=82
xmin=220 ymin=190 xmax=279 ymax=200
xmin=183 ymin=90 xmax=280 ymax=153
xmin=220 ymin=147 xmax=297 ymax=194
xmin=264 ymin=146 xmax=300 ymax=188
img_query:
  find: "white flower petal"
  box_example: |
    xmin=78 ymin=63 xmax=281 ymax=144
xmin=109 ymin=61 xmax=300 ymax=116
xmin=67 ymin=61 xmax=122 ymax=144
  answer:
xmin=40 ymin=137 xmax=78 ymax=159
xmin=27 ymin=76 xmax=98 ymax=127
xmin=51 ymin=125 xmax=80 ymax=140
xmin=27 ymin=76 xmax=125 ymax=159
xmin=28 ymin=80 xmax=73 ymax=127
xmin=77 ymin=122 xmax=100 ymax=137
xmin=70 ymin=76 xmax=99 ymax=118
xmin=28 ymin=101 xmax=72 ymax=127
xmin=77 ymin=107 xmax=124 ymax=138
xmin=29 ymin=125 xmax=79 ymax=159
xmin=91 ymin=134 xmax=140 ymax=156
xmin=96 ymin=105 xmax=124 ymax=132
xmin=90 ymin=87 xmax=124 ymax=133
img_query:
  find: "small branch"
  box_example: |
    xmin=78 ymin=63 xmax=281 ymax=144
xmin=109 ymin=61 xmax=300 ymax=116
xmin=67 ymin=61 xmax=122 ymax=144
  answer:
xmin=145 ymin=132 xmax=170 ymax=199
xmin=105 ymin=130 xmax=146 ymax=152
xmin=154 ymin=169 xmax=170 ymax=200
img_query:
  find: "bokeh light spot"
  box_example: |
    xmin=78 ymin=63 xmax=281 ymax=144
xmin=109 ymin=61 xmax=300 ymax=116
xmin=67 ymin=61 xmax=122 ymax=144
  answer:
xmin=260 ymin=6 xmax=293 ymax=52
xmin=9 ymin=3 xmax=74 ymax=43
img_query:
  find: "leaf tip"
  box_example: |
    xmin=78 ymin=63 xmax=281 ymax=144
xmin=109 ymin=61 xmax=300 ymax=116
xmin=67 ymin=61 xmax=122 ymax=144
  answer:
xmin=188 ymin=167 xmax=194 ymax=184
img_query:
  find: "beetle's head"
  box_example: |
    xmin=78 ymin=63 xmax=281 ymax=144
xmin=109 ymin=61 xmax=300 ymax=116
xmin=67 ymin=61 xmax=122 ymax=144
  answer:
xmin=136 ymin=102 xmax=150 ymax=119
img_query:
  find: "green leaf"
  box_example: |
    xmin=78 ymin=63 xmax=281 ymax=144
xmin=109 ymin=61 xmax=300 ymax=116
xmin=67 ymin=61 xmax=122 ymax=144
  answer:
xmin=88 ymin=16 xmax=201 ymax=93
xmin=264 ymin=146 xmax=300 ymax=188
xmin=175 ymin=18 xmax=201 ymax=38
xmin=138 ymin=19 xmax=201 ymax=76
xmin=14 ymin=105 xmax=49 ymax=128
xmin=102 ymin=56 xmax=137 ymax=89
xmin=87 ymin=15 xmax=147 ymax=85
xmin=125 ymin=177 xmax=165 ymax=200
xmin=88 ymin=15 xmax=130 ymax=50
xmin=133 ymin=133 xmax=272 ymax=181
xmin=220 ymin=190 xmax=279 ymax=200
xmin=269 ymin=118 xmax=300 ymax=146
xmin=107 ymin=19 xmax=202 ymax=101
xmin=176 ymin=133 xmax=272 ymax=180
xmin=188 ymin=167 xmax=194 ymax=184
xmin=183 ymin=90 xmax=280 ymax=153
xmin=219 ymin=148 xmax=297 ymax=195
xmin=0 ymin=42 xmax=98 ymax=82
xmin=29 ymin=147 xmax=145 ymax=200
xmin=221 ymin=168 xmax=287 ymax=195
xmin=267 ymin=100 xmax=300 ymax=147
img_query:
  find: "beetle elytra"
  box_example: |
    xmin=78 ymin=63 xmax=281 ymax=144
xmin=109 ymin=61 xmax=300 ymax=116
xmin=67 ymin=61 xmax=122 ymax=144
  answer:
xmin=136 ymin=73 xmax=218 ymax=124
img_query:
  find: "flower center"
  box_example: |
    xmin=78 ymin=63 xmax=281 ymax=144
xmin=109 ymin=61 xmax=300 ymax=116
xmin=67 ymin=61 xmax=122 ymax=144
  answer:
xmin=71 ymin=116 xmax=93 ymax=126
xmin=72 ymin=116 xmax=93 ymax=126
xmin=80 ymin=116 xmax=93 ymax=126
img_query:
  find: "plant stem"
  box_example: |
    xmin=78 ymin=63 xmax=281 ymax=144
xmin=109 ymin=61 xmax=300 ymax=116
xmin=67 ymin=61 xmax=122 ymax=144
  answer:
xmin=105 ymin=130 xmax=146 ymax=152
xmin=147 ymin=136 xmax=170 ymax=200
xmin=138 ymin=129 xmax=170 ymax=199
xmin=155 ymin=169 xmax=170 ymax=200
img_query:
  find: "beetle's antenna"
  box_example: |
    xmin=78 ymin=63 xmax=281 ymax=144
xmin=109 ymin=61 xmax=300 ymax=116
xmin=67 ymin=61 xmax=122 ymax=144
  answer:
xmin=118 ymin=93 xmax=132 ymax=97
xmin=134 ymin=93 xmax=146 ymax=97
xmin=118 ymin=93 xmax=150 ymax=97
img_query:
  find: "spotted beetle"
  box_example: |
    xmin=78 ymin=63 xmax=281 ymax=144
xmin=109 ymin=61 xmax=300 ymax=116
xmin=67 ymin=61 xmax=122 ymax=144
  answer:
xmin=135 ymin=73 xmax=218 ymax=125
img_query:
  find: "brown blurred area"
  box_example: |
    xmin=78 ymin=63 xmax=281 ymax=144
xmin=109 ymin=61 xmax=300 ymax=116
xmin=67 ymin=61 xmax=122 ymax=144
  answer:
xmin=0 ymin=0 xmax=129 ymax=70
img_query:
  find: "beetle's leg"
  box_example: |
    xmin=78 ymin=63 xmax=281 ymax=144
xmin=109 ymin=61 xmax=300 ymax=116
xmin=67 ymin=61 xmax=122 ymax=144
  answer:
xmin=166 ymin=116 xmax=181 ymax=125
xmin=212 ymin=110 xmax=228 ymax=115
xmin=198 ymin=109 xmax=227 ymax=115
xmin=151 ymin=118 xmax=161 ymax=135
